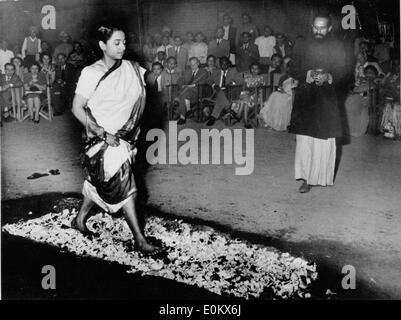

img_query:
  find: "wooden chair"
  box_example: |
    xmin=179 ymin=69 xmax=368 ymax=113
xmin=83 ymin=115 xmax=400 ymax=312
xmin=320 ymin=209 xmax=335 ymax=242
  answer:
xmin=38 ymin=84 xmax=53 ymax=121
xmin=9 ymin=86 xmax=23 ymax=121
xmin=194 ymin=84 xmax=213 ymax=122
xmin=165 ymin=84 xmax=179 ymax=121
xmin=367 ymin=82 xmax=379 ymax=134
xmin=20 ymin=85 xmax=52 ymax=121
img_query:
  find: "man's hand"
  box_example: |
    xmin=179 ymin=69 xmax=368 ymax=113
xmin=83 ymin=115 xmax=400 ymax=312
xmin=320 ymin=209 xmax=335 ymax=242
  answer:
xmin=313 ymin=71 xmax=332 ymax=86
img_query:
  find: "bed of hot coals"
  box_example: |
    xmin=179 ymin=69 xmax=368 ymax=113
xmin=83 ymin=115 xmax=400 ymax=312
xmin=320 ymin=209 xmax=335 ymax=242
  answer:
xmin=2 ymin=209 xmax=318 ymax=299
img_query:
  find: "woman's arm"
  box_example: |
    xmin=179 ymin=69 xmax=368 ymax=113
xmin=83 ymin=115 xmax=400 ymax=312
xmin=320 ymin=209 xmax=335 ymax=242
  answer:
xmin=72 ymin=93 xmax=104 ymax=136
xmin=33 ymin=82 xmax=46 ymax=91
xmin=72 ymin=94 xmax=119 ymax=146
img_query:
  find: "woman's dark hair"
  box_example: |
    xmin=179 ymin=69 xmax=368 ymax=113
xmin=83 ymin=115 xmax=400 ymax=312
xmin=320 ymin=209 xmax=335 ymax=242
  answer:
xmin=11 ymin=56 xmax=23 ymax=65
xmin=40 ymin=52 xmax=52 ymax=63
xmin=30 ymin=62 xmax=41 ymax=71
xmin=4 ymin=62 xmax=14 ymax=70
xmin=73 ymin=41 xmax=83 ymax=49
xmin=249 ymin=62 xmax=260 ymax=71
xmin=97 ymin=26 xmax=125 ymax=43
xmin=271 ymin=53 xmax=283 ymax=62
xmin=364 ymin=65 xmax=379 ymax=76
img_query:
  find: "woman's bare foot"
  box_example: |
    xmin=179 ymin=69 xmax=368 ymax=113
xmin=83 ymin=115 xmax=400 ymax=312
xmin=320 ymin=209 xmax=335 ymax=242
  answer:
xmin=135 ymin=239 xmax=162 ymax=255
xmin=71 ymin=217 xmax=98 ymax=238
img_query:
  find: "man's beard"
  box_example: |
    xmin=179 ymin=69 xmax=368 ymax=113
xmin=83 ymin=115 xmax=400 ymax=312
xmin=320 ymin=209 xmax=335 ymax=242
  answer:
xmin=314 ymin=33 xmax=326 ymax=40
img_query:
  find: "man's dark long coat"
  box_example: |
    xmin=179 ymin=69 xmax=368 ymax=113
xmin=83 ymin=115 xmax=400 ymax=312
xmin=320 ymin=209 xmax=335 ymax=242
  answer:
xmin=288 ymin=34 xmax=347 ymax=139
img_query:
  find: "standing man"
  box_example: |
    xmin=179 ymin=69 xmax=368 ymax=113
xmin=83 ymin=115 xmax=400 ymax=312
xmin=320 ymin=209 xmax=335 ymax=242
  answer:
xmin=167 ymin=36 xmax=188 ymax=72
xmin=208 ymin=27 xmax=230 ymax=64
xmin=53 ymin=53 xmax=76 ymax=115
xmin=221 ymin=14 xmax=237 ymax=65
xmin=236 ymin=32 xmax=260 ymax=72
xmin=289 ymin=13 xmax=347 ymax=193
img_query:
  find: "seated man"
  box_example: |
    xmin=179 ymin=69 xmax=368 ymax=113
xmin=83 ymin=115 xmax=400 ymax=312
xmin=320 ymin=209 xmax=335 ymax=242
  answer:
xmin=0 ymin=62 xmax=23 ymax=121
xmin=176 ymin=57 xmax=209 ymax=125
xmin=53 ymin=52 xmax=76 ymax=115
xmin=206 ymin=56 xmax=244 ymax=126
xmin=161 ymin=56 xmax=182 ymax=88
xmin=146 ymin=62 xmax=164 ymax=94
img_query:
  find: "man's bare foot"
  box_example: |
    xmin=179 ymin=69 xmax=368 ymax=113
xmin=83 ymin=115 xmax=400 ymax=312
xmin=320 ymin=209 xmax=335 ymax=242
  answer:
xmin=299 ymin=181 xmax=312 ymax=193
xmin=71 ymin=217 xmax=98 ymax=238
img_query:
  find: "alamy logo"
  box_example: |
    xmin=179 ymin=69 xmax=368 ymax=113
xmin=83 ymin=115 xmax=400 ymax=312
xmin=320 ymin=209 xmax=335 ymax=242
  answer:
xmin=146 ymin=122 xmax=254 ymax=175
xmin=341 ymin=5 xmax=356 ymax=30
xmin=41 ymin=265 xmax=56 ymax=290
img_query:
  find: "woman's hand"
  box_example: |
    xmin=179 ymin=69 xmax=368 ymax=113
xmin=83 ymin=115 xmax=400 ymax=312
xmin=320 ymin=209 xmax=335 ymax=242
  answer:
xmin=104 ymin=133 xmax=120 ymax=147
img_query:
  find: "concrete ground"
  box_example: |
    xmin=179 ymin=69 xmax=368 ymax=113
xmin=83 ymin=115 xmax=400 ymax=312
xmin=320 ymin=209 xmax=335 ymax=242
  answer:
xmin=1 ymin=113 xmax=401 ymax=299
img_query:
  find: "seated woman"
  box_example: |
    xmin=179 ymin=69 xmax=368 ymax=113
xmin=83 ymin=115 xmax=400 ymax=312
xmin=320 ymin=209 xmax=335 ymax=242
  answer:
xmin=259 ymin=60 xmax=298 ymax=131
xmin=231 ymin=62 xmax=265 ymax=128
xmin=40 ymin=53 xmax=55 ymax=86
xmin=345 ymin=65 xmax=379 ymax=137
xmin=23 ymin=62 xmax=47 ymax=123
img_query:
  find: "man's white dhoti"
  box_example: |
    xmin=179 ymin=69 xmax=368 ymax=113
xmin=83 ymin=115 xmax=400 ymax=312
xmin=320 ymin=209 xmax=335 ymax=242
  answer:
xmin=295 ymin=135 xmax=336 ymax=186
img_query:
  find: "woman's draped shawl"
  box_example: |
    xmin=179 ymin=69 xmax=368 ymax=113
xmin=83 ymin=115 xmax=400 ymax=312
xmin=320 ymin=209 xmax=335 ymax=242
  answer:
xmin=82 ymin=60 xmax=146 ymax=205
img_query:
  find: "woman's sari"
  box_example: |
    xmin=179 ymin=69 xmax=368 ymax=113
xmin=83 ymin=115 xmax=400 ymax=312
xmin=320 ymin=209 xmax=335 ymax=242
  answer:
xmin=78 ymin=59 xmax=146 ymax=213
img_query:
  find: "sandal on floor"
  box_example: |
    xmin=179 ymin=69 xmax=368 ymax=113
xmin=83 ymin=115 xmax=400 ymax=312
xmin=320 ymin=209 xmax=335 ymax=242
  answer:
xmin=27 ymin=172 xmax=49 ymax=180
xmin=71 ymin=217 xmax=98 ymax=239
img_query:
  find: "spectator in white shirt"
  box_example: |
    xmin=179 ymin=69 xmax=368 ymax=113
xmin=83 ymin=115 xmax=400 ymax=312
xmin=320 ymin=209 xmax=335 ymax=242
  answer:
xmin=254 ymin=25 xmax=276 ymax=66
xmin=0 ymin=39 xmax=14 ymax=74
xmin=21 ymin=26 xmax=41 ymax=68
xmin=189 ymin=32 xmax=208 ymax=65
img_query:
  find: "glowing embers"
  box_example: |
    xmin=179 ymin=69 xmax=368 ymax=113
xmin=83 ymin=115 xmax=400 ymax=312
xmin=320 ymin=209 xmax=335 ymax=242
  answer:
xmin=3 ymin=209 xmax=317 ymax=299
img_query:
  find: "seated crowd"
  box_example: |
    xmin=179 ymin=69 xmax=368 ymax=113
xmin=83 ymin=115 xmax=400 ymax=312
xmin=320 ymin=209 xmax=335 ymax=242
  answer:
xmin=143 ymin=13 xmax=400 ymax=134
xmin=0 ymin=26 xmax=87 ymax=124
xmin=143 ymin=13 xmax=297 ymax=129
xmin=344 ymin=36 xmax=400 ymax=137
xmin=1 ymin=14 xmax=399 ymax=137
